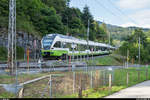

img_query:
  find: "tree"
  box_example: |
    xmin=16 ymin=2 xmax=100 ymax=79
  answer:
xmin=101 ymin=23 xmax=110 ymax=43
xmin=39 ymin=7 xmax=64 ymax=36
xmin=131 ymin=29 xmax=147 ymax=47
xmin=0 ymin=0 xmax=9 ymax=17
xmin=41 ymin=0 xmax=66 ymax=15
xmin=61 ymin=7 xmax=85 ymax=36
xmin=0 ymin=0 xmax=111 ymax=43
xmin=82 ymin=5 xmax=93 ymax=27
xmin=119 ymin=28 xmax=150 ymax=64
xmin=82 ymin=5 xmax=97 ymax=41
xmin=66 ymin=0 xmax=70 ymax=7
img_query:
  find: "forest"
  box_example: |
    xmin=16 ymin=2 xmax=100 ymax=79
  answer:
xmin=0 ymin=0 xmax=109 ymax=43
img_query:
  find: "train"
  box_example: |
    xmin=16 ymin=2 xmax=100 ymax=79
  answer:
xmin=41 ymin=33 xmax=116 ymax=60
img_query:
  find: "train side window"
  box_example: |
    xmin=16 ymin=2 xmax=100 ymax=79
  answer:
xmin=77 ymin=44 xmax=80 ymax=50
xmin=94 ymin=46 xmax=96 ymax=51
xmin=80 ymin=44 xmax=85 ymax=51
xmin=54 ymin=41 xmax=61 ymax=48
xmin=84 ymin=45 xmax=87 ymax=51
xmin=101 ymin=47 xmax=105 ymax=51
xmin=89 ymin=45 xmax=91 ymax=51
xmin=96 ymin=46 xmax=99 ymax=51
xmin=66 ymin=43 xmax=72 ymax=50
xmin=99 ymin=47 xmax=101 ymax=51
xmin=62 ymin=42 xmax=67 ymax=48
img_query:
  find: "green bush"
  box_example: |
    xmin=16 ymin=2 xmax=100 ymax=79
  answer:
xmin=0 ymin=46 xmax=25 ymax=61
xmin=0 ymin=46 xmax=7 ymax=60
xmin=16 ymin=46 xmax=24 ymax=60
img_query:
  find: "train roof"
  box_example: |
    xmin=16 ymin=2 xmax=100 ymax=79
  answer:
xmin=45 ymin=33 xmax=116 ymax=49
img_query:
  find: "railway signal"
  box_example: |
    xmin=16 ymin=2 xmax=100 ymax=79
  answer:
xmin=27 ymin=46 xmax=30 ymax=73
xmin=34 ymin=39 xmax=37 ymax=60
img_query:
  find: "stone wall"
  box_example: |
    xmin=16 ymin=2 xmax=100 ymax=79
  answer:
xmin=0 ymin=28 xmax=41 ymax=59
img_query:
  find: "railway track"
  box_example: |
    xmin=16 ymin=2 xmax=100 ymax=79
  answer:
xmin=0 ymin=55 xmax=109 ymax=69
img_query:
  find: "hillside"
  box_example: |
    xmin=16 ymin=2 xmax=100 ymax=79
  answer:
xmin=0 ymin=0 xmax=109 ymax=43
xmin=97 ymin=21 xmax=150 ymax=41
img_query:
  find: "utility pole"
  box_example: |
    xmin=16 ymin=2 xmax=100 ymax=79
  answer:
xmin=139 ymin=36 xmax=140 ymax=66
xmin=108 ymin=26 xmax=111 ymax=53
xmin=8 ymin=0 xmax=16 ymax=75
xmin=109 ymin=32 xmax=110 ymax=45
xmin=127 ymin=49 xmax=129 ymax=68
xmin=34 ymin=39 xmax=37 ymax=60
xmin=109 ymin=29 xmax=110 ymax=45
xmin=8 ymin=0 xmax=18 ymax=96
xmin=87 ymin=19 xmax=90 ymax=60
xmin=67 ymin=17 xmax=68 ymax=34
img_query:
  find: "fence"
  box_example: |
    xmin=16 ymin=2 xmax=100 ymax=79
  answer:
xmin=17 ymin=65 xmax=150 ymax=98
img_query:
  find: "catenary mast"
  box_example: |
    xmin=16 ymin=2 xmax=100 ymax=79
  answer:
xmin=8 ymin=0 xmax=16 ymax=74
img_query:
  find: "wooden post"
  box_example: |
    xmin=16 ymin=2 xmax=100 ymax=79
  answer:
xmin=68 ymin=56 xmax=71 ymax=71
xmin=49 ymin=75 xmax=52 ymax=98
xmin=127 ymin=50 xmax=129 ymax=68
xmin=104 ymin=71 xmax=106 ymax=86
xmin=78 ymin=73 xmax=82 ymax=98
xmin=138 ymin=71 xmax=140 ymax=82
xmin=132 ymin=58 xmax=134 ymax=64
xmin=146 ymin=68 xmax=148 ymax=80
xmin=90 ymin=71 xmax=93 ymax=88
xmin=109 ymin=74 xmax=112 ymax=88
xmin=18 ymin=88 xmax=24 ymax=98
xmin=126 ymin=72 xmax=129 ymax=87
xmin=73 ymin=72 xmax=75 ymax=94
xmin=109 ymin=74 xmax=112 ymax=94
xmin=95 ymin=70 xmax=99 ymax=88
xmin=101 ymin=71 xmax=104 ymax=86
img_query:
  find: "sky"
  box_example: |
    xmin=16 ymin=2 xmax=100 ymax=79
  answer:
xmin=70 ymin=0 xmax=150 ymax=28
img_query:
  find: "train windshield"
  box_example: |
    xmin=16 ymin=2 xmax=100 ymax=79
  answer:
xmin=42 ymin=35 xmax=55 ymax=50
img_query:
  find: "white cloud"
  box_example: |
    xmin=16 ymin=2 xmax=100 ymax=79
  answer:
xmin=121 ymin=22 xmax=150 ymax=29
xmin=116 ymin=0 xmax=150 ymax=9
xmin=119 ymin=9 xmax=150 ymax=28
xmin=128 ymin=10 xmax=150 ymax=28
xmin=120 ymin=22 xmax=138 ymax=28
xmin=120 ymin=23 xmax=150 ymax=28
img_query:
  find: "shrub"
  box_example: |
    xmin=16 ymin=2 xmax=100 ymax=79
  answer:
xmin=0 ymin=46 xmax=7 ymax=60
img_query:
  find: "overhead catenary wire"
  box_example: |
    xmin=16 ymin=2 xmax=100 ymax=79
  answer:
xmin=93 ymin=0 xmax=140 ymax=38
xmin=94 ymin=0 xmax=126 ymax=23
xmin=72 ymin=0 xmax=139 ymax=27
xmin=108 ymin=0 xmax=138 ymax=25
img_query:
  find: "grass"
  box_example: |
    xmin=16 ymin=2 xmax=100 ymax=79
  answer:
xmin=87 ymin=55 xmax=122 ymax=66
xmin=0 ymin=86 xmax=15 ymax=98
xmin=23 ymin=78 xmax=50 ymax=98
xmin=60 ymin=66 xmax=150 ymax=98
xmin=0 ymin=71 xmax=67 ymax=84
xmin=61 ymin=86 xmax=126 ymax=98
xmin=0 ymin=66 xmax=150 ymax=98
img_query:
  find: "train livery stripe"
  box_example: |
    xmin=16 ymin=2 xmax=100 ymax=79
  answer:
xmin=41 ymin=50 xmax=68 ymax=56
xmin=42 ymin=50 xmax=110 ymax=57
